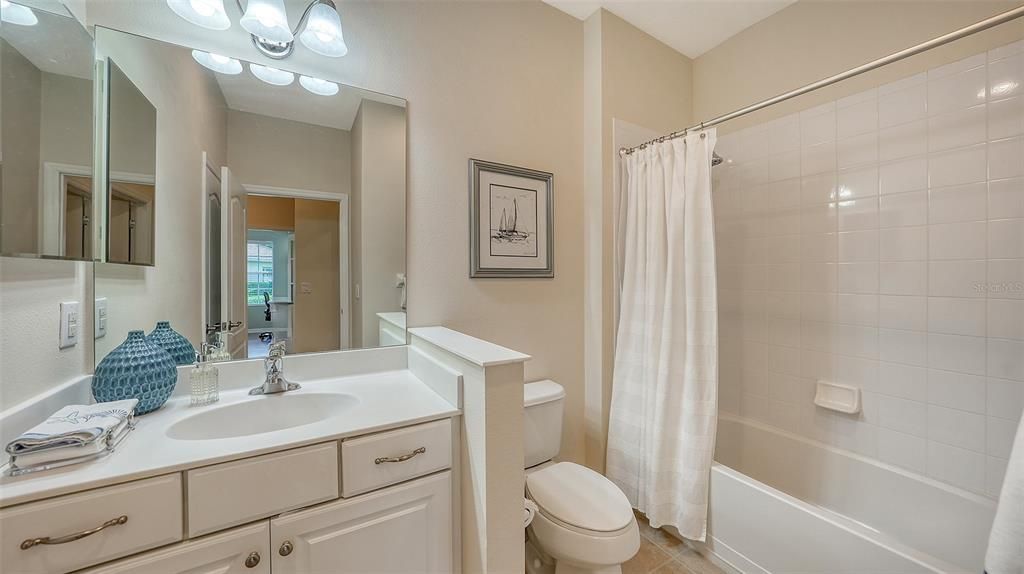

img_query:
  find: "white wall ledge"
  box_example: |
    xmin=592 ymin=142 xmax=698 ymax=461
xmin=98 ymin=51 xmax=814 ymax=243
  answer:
xmin=409 ymin=327 xmax=531 ymax=367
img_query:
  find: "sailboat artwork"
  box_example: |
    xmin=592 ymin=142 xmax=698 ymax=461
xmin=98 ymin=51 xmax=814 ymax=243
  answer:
xmin=489 ymin=184 xmax=538 ymax=257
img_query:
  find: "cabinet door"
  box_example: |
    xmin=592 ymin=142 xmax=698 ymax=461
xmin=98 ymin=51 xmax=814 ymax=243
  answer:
xmin=81 ymin=522 xmax=270 ymax=574
xmin=271 ymin=471 xmax=452 ymax=574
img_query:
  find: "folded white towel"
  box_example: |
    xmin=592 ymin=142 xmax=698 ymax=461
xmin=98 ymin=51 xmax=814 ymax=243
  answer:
xmin=11 ymin=418 xmax=133 ymax=468
xmin=986 ymin=415 xmax=1024 ymax=574
xmin=5 ymin=400 xmax=138 ymax=456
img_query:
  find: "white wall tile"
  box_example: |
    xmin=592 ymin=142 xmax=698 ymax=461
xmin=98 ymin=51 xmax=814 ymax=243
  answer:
xmin=879 ymin=191 xmax=928 ymax=228
xmin=989 ymin=136 xmax=1024 ymax=180
xmin=879 ymin=361 xmax=927 ymax=401
xmin=927 ymin=105 xmax=986 ymax=152
xmin=989 ymin=218 xmax=1024 ymax=259
xmin=839 ymin=132 xmax=878 ymax=169
xmin=838 ymin=198 xmax=879 ymax=231
xmin=769 ymin=150 xmax=801 ymax=182
xmin=768 ymin=114 xmax=801 ymax=154
xmin=879 ymin=226 xmax=927 ymax=261
xmin=928 ymin=63 xmax=986 ymax=115
xmin=987 ymin=416 xmax=1018 ymax=458
xmin=928 ymin=405 xmax=985 ymax=451
xmin=987 ymin=456 xmax=1009 ymax=498
xmin=800 ymin=105 xmax=836 ymax=147
xmin=801 ymin=262 xmax=838 ymax=293
xmin=878 ymin=395 xmax=927 ymax=436
xmin=838 ymin=98 xmax=878 ymax=139
xmin=877 ymin=428 xmax=927 ymax=473
xmin=838 ymin=293 xmax=878 ymax=326
xmin=928 ymin=369 xmax=987 ymax=414
xmin=988 ymin=96 xmax=1024 ymax=140
xmin=879 ymin=157 xmax=928 ymax=195
xmin=929 ymin=260 xmax=987 ymax=298
xmin=879 ymin=72 xmax=926 ymax=96
xmin=836 ymin=324 xmax=879 ymax=359
xmin=988 ymin=258 xmax=1024 ymax=299
xmin=988 ymin=299 xmax=1024 ymax=340
xmin=801 ymin=172 xmax=838 ymax=205
xmin=879 ymin=328 xmax=928 ymax=367
xmin=928 ymin=441 xmax=985 ymax=492
xmin=879 ymin=82 xmax=927 ymax=128
xmin=989 ymin=178 xmax=1024 ymax=220
xmin=838 ymin=166 xmax=879 ymax=199
xmin=929 ymin=53 xmax=986 ymax=80
xmin=928 ymin=333 xmax=987 ymax=376
xmin=988 ymin=53 xmax=1024 ymax=101
xmin=988 ymin=378 xmax=1024 ymax=422
xmin=879 ymin=295 xmax=927 ymax=331
xmin=928 ymin=144 xmax=987 ymax=187
xmin=929 ymin=183 xmax=987 ymax=224
xmin=838 ymin=262 xmax=879 ymax=294
xmin=801 ymin=203 xmax=838 ymax=234
xmin=880 ymin=261 xmax=928 ymax=296
xmin=879 ymin=120 xmax=927 ymax=161
xmin=838 ymin=230 xmax=879 ymax=262
xmin=988 ymin=338 xmax=1024 ymax=381
xmin=927 ymin=297 xmax=986 ymax=337
xmin=802 ymin=141 xmax=838 ymax=175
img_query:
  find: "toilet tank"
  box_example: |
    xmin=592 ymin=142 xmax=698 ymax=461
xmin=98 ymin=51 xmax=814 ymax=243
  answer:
xmin=524 ymin=380 xmax=565 ymax=468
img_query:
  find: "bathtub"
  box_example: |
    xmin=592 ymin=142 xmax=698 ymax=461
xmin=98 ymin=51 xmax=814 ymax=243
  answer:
xmin=704 ymin=415 xmax=997 ymax=574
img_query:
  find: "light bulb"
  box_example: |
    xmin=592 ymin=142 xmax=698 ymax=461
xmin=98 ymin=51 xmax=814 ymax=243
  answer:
xmin=299 ymin=75 xmax=339 ymax=96
xmin=191 ymin=50 xmax=242 ymax=75
xmin=299 ymin=2 xmax=347 ymax=58
xmin=250 ymin=63 xmax=294 ymax=86
xmin=240 ymin=0 xmax=293 ymax=44
xmin=166 ymin=0 xmax=229 ymax=31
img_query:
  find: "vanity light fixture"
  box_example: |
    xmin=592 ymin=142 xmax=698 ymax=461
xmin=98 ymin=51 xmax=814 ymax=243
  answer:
xmin=191 ymin=50 xmax=243 ymax=74
xmin=1 ymin=0 xmax=38 ymax=26
xmin=299 ymin=75 xmax=338 ymax=96
xmin=165 ymin=0 xmax=347 ymax=61
xmin=250 ymin=63 xmax=294 ymax=86
xmin=166 ymin=0 xmax=230 ymax=31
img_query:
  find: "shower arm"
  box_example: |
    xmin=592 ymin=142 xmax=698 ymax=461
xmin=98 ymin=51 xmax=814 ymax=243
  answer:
xmin=620 ymin=3 xmax=1024 ymax=156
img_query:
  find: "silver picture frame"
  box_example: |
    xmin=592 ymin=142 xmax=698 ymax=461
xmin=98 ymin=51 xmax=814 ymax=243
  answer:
xmin=469 ymin=159 xmax=554 ymax=278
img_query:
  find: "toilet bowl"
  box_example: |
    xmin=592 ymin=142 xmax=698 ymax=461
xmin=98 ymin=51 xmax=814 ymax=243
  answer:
xmin=523 ymin=381 xmax=640 ymax=574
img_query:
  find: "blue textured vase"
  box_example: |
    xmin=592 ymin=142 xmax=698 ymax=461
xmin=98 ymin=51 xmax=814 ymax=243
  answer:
xmin=93 ymin=330 xmax=177 ymax=415
xmin=146 ymin=321 xmax=196 ymax=366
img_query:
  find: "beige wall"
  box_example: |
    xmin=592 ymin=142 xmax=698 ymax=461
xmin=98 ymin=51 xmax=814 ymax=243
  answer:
xmin=349 ymin=99 xmax=406 ymax=349
xmin=693 ymin=1 xmax=1024 ymax=132
xmin=226 ymin=109 xmax=350 ymax=196
xmin=1 ymin=40 xmax=42 ymax=254
xmin=248 ymin=195 xmax=296 ymax=231
xmin=582 ymin=9 xmax=694 ymax=470
xmin=39 ymin=73 xmax=93 ymax=170
xmin=293 ymin=199 xmax=340 ymax=354
xmin=93 ymin=27 xmax=228 ymax=359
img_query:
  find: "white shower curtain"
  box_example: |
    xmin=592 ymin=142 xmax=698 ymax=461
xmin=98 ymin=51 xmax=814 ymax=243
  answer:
xmin=606 ymin=132 xmax=718 ymax=541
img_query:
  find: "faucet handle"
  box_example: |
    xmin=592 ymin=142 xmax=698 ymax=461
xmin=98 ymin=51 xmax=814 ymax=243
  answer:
xmin=267 ymin=341 xmax=287 ymax=359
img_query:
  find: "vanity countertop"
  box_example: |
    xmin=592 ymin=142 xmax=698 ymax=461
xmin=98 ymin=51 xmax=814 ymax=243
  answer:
xmin=0 ymin=369 xmax=459 ymax=508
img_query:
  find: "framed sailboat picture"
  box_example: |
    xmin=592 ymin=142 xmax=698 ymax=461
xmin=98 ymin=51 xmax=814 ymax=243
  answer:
xmin=469 ymin=159 xmax=554 ymax=278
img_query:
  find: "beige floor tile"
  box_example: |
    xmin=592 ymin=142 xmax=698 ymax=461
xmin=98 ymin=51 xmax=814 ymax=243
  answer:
xmin=622 ymin=538 xmax=673 ymax=574
xmin=651 ymin=559 xmax=696 ymax=574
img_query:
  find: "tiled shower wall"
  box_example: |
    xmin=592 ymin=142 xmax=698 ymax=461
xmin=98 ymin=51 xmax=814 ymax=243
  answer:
xmin=713 ymin=40 xmax=1024 ymax=498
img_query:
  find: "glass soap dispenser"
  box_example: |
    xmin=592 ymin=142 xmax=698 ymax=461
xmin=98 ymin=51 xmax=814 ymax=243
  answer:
xmin=190 ymin=344 xmax=220 ymax=407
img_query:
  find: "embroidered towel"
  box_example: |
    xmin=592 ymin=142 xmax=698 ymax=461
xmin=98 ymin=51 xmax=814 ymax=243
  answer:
xmin=5 ymin=399 xmax=138 ymax=456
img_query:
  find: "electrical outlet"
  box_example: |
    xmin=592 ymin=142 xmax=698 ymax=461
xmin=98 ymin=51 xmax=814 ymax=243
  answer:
xmin=59 ymin=301 xmax=79 ymax=349
xmin=95 ymin=297 xmax=108 ymax=338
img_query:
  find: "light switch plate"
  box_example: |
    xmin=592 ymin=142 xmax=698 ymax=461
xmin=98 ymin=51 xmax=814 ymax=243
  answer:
xmin=59 ymin=301 xmax=79 ymax=349
xmin=95 ymin=297 xmax=108 ymax=338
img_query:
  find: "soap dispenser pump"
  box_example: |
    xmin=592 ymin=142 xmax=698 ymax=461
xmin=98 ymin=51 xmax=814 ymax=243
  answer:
xmin=189 ymin=344 xmax=220 ymax=407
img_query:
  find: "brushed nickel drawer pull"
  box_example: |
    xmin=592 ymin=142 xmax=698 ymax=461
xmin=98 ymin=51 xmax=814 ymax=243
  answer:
xmin=20 ymin=515 xmax=128 ymax=550
xmin=374 ymin=446 xmax=426 ymax=465
xmin=245 ymin=551 xmax=261 ymax=568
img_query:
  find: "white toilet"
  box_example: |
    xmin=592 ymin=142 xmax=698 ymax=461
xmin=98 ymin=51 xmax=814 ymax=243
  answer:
xmin=523 ymin=380 xmax=640 ymax=574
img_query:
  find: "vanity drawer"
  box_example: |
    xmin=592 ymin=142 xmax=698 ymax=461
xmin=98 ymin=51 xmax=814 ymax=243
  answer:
xmin=0 ymin=474 xmax=183 ymax=574
xmin=186 ymin=442 xmax=338 ymax=537
xmin=341 ymin=418 xmax=452 ymax=497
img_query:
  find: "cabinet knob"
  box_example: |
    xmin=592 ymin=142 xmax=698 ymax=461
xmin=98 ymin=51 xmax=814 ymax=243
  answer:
xmin=279 ymin=541 xmax=294 ymax=556
xmin=244 ymin=552 xmax=261 ymax=568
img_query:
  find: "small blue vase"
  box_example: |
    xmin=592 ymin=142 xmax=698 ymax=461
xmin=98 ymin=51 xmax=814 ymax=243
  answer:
xmin=146 ymin=321 xmax=196 ymax=366
xmin=93 ymin=330 xmax=177 ymax=415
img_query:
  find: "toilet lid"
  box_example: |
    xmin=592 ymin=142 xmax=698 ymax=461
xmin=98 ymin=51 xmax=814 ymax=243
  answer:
xmin=525 ymin=462 xmax=634 ymax=532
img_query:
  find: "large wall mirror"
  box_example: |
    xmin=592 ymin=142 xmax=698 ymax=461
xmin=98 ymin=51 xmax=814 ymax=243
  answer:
xmin=0 ymin=1 xmax=96 ymax=260
xmin=93 ymin=26 xmax=408 ymax=368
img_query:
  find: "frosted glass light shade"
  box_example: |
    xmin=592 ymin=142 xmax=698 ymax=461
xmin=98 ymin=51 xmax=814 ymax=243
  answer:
xmin=250 ymin=63 xmax=294 ymax=86
xmin=299 ymin=2 xmax=347 ymax=58
xmin=1 ymin=0 xmax=38 ymax=26
xmin=192 ymin=50 xmax=243 ymax=75
xmin=240 ymin=0 xmax=293 ymax=44
xmin=166 ymin=0 xmax=230 ymax=31
xmin=299 ymin=75 xmax=338 ymax=96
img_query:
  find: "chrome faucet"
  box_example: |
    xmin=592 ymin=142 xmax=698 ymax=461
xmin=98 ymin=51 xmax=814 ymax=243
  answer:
xmin=249 ymin=341 xmax=301 ymax=395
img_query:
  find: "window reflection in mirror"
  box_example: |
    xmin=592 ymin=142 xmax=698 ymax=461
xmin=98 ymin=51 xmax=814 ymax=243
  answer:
xmin=93 ymin=27 xmax=407 ymax=369
xmin=0 ymin=2 xmax=94 ymax=260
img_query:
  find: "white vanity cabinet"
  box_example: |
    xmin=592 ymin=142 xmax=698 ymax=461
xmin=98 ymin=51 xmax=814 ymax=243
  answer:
xmin=270 ymin=472 xmax=452 ymax=573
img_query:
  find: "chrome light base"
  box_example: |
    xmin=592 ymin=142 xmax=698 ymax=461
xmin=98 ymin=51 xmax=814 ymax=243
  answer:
xmin=251 ymin=34 xmax=294 ymax=60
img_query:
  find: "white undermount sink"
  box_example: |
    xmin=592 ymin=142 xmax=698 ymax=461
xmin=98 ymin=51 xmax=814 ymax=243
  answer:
xmin=166 ymin=392 xmax=359 ymax=440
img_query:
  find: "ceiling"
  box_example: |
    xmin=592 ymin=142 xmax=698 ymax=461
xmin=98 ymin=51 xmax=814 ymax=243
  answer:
xmin=1 ymin=3 xmax=92 ymax=80
xmin=544 ymin=0 xmax=796 ymax=59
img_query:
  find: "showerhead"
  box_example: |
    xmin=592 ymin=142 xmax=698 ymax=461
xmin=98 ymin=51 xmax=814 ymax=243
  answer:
xmin=712 ymin=152 xmax=724 ymax=167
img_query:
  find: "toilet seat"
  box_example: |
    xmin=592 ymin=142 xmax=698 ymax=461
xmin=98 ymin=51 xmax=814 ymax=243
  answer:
xmin=526 ymin=462 xmax=634 ymax=533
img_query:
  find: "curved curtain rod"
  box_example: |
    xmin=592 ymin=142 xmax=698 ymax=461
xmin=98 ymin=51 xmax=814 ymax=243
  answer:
xmin=619 ymin=4 xmax=1024 ymax=157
